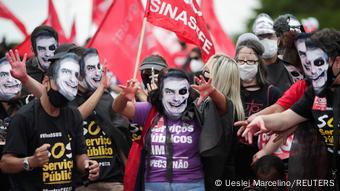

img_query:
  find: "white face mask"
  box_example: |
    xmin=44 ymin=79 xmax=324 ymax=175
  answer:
xmin=295 ymin=38 xmax=312 ymax=78
xmin=35 ymin=36 xmax=58 ymax=71
xmin=55 ymin=58 xmax=80 ymax=101
xmin=0 ymin=61 xmax=22 ymax=100
xmin=162 ymin=77 xmax=190 ymax=118
xmin=260 ymin=38 xmax=278 ymax=59
xmin=284 ymin=64 xmax=304 ymax=82
xmin=306 ymin=48 xmax=329 ymax=94
xmin=189 ymin=59 xmax=204 ymax=73
xmin=83 ymin=54 xmax=102 ymax=91
xmin=238 ymin=64 xmax=258 ymax=81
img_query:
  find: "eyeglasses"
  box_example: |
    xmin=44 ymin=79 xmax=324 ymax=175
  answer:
xmin=236 ymin=59 xmax=258 ymax=65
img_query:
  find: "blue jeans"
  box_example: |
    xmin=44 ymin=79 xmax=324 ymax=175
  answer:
xmin=145 ymin=180 xmax=205 ymax=191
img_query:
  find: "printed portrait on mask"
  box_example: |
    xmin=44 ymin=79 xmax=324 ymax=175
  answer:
xmin=0 ymin=58 xmax=22 ymax=101
xmin=306 ymin=46 xmax=329 ymax=94
xmin=162 ymin=77 xmax=190 ymax=118
xmin=83 ymin=52 xmax=102 ymax=91
xmin=35 ymin=36 xmax=58 ymax=71
xmin=53 ymin=57 xmax=80 ymax=101
xmin=295 ymin=37 xmax=311 ymax=78
xmin=284 ymin=64 xmax=304 ymax=82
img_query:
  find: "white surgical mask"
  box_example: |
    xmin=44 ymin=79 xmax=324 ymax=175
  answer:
xmin=189 ymin=59 xmax=204 ymax=73
xmin=260 ymin=38 xmax=278 ymax=59
xmin=238 ymin=64 xmax=258 ymax=81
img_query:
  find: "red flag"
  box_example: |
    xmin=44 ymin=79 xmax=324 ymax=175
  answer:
xmin=92 ymin=0 xmax=114 ymax=26
xmin=0 ymin=1 xmax=28 ymax=36
xmin=145 ymin=0 xmax=215 ymax=62
xmin=16 ymin=35 xmax=33 ymax=57
xmin=88 ymin=0 xmax=174 ymax=83
xmin=68 ymin=19 xmax=77 ymax=42
xmin=87 ymin=0 xmax=145 ymax=83
xmin=142 ymin=24 xmax=175 ymax=68
xmin=47 ymin=0 xmax=68 ymax=43
xmin=16 ymin=20 xmax=49 ymax=57
xmin=201 ymin=0 xmax=235 ymax=56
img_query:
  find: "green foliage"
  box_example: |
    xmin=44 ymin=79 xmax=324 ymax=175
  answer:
xmin=247 ymin=0 xmax=340 ymax=31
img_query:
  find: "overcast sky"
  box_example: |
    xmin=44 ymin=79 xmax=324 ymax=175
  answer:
xmin=0 ymin=0 xmax=260 ymax=45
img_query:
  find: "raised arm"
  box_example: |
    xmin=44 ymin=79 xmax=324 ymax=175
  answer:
xmin=6 ymin=49 xmax=45 ymax=98
xmin=241 ymin=109 xmax=307 ymax=144
xmin=191 ymin=75 xmax=227 ymax=114
xmin=112 ymin=80 xmax=137 ymax=120
xmin=78 ymin=64 xmax=108 ymax=119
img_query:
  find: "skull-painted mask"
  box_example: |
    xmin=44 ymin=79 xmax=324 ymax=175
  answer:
xmin=306 ymin=47 xmax=329 ymax=94
xmin=35 ymin=36 xmax=58 ymax=71
xmin=162 ymin=77 xmax=190 ymax=118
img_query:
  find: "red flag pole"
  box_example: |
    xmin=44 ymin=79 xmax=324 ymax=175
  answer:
xmin=133 ymin=17 xmax=147 ymax=80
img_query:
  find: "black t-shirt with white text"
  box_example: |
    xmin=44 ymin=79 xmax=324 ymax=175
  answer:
xmin=70 ymin=92 xmax=128 ymax=186
xmin=291 ymin=87 xmax=340 ymax=154
xmin=3 ymin=99 xmax=86 ymax=191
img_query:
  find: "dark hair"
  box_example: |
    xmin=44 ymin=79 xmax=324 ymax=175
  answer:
xmin=80 ymin=48 xmax=98 ymax=78
xmin=148 ymin=68 xmax=195 ymax=115
xmin=310 ymin=28 xmax=340 ymax=61
xmin=31 ymin=25 xmax=59 ymax=55
xmin=253 ymin=155 xmax=285 ymax=181
xmin=236 ymin=39 xmax=268 ymax=88
xmin=47 ymin=53 xmax=80 ymax=79
xmin=273 ymin=14 xmax=304 ymax=37
xmin=140 ymin=54 xmax=168 ymax=70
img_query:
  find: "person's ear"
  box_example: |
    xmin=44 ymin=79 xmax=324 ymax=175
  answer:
xmin=42 ymin=75 xmax=49 ymax=87
xmin=334 ymin=56 xmax=340 ymax=69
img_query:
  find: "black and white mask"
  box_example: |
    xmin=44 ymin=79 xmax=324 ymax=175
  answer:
xmin=35 ymin=36 xmax=58 ymax=71
xmin=83 ymin=53 xmax=102 ymax=91
xmin=306 ymin=47 xmax=329 ymax=94
xmin=54 ymin=58 xmax=80 ymax=101
xmin=0 ymin=59 xmax=22 ymax=100
xmin=295 ymin=38 xmax=312 ymax=79
xmin=162 ymin=77 xmax=190 ymax=118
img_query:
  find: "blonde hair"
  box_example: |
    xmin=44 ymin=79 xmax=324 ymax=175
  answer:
xmin=204 ymin=54 xmax=245 ymax=120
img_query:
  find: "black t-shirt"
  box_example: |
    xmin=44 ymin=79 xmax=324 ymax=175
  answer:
xmin=265 ymin=58 xmax=294 ymax=93
xmin=70 ymin=92 xmax=130 ymax=186
xmin=241 ymin=84 xmax=282 ymax=118
xmin=236 ymin=84 xmax=282 ymax=182
xmin=26 ymin=57 xmax=45 ymax=83
xmin=291 ymin=87 xmax=340 ymax=154
xmin=3 ymin=99 xmax=86 ymax=191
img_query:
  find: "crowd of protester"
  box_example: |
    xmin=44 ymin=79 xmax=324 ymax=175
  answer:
xmin=0 ymin=12 xmax=339 ymax=191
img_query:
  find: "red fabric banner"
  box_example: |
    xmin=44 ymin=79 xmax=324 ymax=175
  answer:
xmin=201 ymin=0 xmax=235 ymax=57
xmin=0 ymin=1 xmax=28 ymax=36
xmin=145 ymin=0 xmax=215 ymax=62
xmin=87 ymin=0 xmax=174 ymax=83
xmin=92 ymin=0 xmax=114 ymax=26
xmin=48 ymin=0 xmax=68 ymax=43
